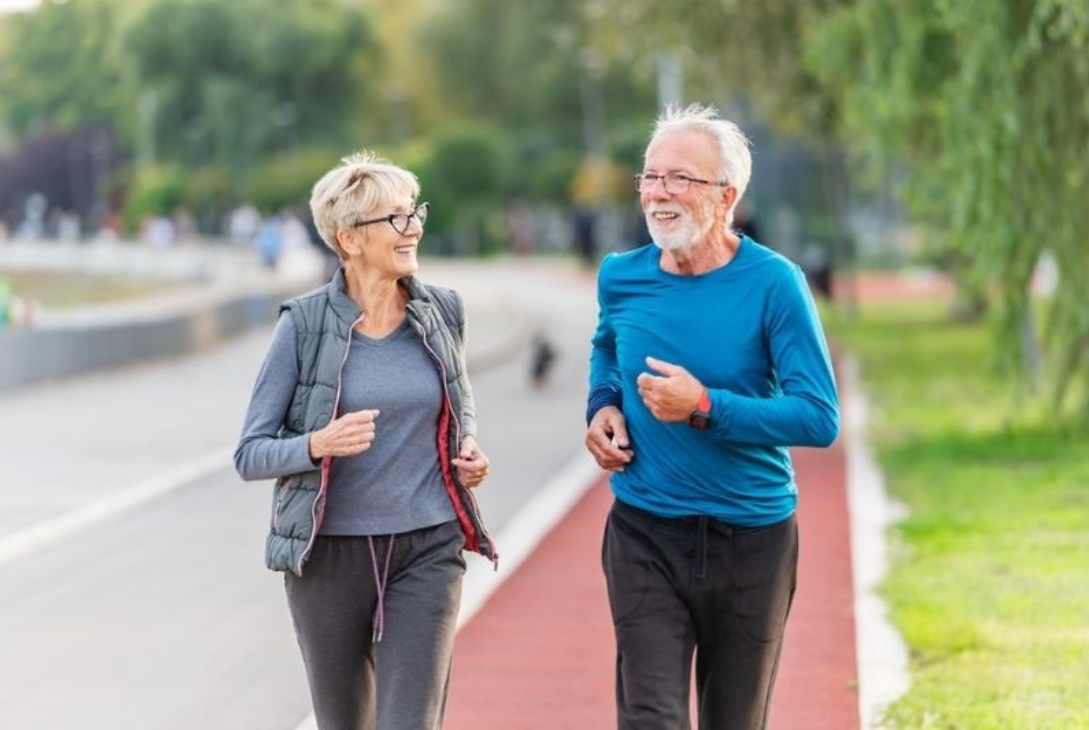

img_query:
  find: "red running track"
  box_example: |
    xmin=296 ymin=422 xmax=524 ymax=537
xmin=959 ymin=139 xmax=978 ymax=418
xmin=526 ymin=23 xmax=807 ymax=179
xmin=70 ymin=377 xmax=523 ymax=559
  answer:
xmin=445 ymin=440 xmax=858 ymax=729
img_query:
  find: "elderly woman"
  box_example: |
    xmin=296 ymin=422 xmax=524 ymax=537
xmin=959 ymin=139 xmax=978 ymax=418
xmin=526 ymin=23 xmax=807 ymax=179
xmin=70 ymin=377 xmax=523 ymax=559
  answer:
xmin=234 ymin=150 xmax=495 ymax=730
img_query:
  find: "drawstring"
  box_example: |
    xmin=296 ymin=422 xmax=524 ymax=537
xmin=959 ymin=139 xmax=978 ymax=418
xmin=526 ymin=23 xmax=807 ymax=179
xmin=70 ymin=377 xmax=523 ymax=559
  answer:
xmin=695 ymin=516 xmax=709 ymax=581
xmin=368 ymin=535 xmax=396 ymax=643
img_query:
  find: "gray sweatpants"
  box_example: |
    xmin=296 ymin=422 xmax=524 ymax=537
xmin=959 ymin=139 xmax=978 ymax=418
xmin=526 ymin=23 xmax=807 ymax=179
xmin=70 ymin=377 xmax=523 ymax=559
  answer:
xmin=285 ymin=520 xmax=466 ymax=730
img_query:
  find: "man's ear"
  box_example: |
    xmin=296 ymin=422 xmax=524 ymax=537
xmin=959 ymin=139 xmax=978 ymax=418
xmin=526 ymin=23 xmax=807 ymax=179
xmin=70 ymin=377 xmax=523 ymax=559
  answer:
xmin=721 ymin=185 xmax=738 ymax=210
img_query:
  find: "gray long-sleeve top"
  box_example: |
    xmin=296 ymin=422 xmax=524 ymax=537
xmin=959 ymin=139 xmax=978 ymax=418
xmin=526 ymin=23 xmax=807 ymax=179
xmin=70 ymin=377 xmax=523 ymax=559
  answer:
xmin=235 ymin=313 xmax=455 ymax=535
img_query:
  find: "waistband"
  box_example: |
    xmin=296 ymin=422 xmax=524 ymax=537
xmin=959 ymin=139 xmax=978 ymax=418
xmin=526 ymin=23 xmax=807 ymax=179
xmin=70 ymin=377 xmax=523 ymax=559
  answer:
xmin=613 ymin=499 xmax=794 ymax=581
xmin=612 ymin=499 xmax=792 ymax=537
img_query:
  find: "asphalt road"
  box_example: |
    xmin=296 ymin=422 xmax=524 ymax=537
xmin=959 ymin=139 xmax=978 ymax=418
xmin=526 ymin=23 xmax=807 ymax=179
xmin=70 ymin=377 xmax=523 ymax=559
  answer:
xmin=0 ymin=258 xmax=598 ymax=729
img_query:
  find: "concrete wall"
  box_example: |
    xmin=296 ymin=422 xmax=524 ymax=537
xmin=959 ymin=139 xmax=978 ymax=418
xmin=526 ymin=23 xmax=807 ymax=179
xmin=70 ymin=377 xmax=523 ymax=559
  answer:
xmin=0 ymin=286 xmax=301 ymax=392
xmin=0 ymin=241 xmax=322 ymax=392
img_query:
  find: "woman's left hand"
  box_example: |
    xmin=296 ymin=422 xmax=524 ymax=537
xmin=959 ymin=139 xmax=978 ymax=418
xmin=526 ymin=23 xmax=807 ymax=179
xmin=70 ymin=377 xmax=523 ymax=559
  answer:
xmin=452 ymin=436 xmax=490 ymax=489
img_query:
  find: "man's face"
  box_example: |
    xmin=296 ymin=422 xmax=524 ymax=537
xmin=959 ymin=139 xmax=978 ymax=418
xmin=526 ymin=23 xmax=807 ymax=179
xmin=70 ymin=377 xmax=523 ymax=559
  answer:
xmin=640 ymin=130 xmax=723 ymax=253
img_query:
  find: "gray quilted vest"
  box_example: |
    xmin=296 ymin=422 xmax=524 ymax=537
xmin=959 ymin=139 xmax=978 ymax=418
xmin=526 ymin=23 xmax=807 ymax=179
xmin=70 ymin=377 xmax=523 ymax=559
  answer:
xmin=265 ymin=268 xmax=496 ymax=576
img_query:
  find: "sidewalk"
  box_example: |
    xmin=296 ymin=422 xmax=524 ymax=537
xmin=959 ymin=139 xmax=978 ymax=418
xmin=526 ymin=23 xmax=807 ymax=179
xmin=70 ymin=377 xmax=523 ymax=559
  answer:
xmin=444 ymin=442 xmax=859 ymax=729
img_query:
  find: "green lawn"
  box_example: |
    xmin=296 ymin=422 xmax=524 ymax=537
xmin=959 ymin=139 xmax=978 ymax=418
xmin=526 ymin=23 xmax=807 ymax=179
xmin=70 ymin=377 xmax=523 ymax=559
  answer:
xmin=826 ymin=302 xmax=1089 ymax=729
xmin=0 ymin=269 xmax=170 ymax=309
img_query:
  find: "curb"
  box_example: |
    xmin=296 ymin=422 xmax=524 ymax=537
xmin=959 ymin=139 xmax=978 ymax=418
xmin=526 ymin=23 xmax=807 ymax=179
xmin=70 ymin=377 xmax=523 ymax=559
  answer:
xmin=843 ymin=356 xmax=911 ymax=727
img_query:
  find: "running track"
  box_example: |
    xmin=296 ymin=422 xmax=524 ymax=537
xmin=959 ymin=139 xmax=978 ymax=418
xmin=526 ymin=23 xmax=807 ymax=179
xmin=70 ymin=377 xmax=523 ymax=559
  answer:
xmin=445 ymin=439 xmax=858 ymax=729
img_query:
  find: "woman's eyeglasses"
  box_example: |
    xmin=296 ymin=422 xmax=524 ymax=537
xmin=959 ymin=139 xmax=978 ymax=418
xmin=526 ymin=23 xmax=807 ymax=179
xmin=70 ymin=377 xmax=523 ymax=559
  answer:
xmin=352 ymin=202 xmax=430 ymax=235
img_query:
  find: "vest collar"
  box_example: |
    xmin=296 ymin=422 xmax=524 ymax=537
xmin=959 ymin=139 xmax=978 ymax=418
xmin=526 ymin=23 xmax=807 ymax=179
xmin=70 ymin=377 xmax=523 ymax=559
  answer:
xmin=329 ymin=268 xmax=434 ymax=326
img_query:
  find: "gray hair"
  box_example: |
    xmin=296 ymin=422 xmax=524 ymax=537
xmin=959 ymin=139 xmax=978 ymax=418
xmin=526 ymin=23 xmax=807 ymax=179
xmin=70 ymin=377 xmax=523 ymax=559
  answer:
xmin=309 ymin=150 xmax=420 ymax=259
xmin=649 ymin=103 xmax=752 ymax=203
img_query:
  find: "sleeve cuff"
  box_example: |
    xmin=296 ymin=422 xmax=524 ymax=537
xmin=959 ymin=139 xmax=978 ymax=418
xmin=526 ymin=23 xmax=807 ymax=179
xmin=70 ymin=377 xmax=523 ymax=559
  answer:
xmin=586 ymin=385 xmax=623 ymax=425
xmin=707 ymin=389 xmax=733 ymax=436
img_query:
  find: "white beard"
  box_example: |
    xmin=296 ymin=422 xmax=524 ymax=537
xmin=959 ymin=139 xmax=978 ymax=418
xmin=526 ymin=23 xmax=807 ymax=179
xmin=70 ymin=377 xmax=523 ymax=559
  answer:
xmin=647 ymin=211 xmax=713 ymax=253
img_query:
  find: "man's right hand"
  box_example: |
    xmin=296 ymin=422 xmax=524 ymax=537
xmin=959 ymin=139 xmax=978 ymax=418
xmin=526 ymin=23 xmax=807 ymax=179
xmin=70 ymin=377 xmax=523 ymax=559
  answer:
xmin=585 ymin=406 xmax=634 ymax=472
xmin=309 ymin=409 xmax=380 ymax=460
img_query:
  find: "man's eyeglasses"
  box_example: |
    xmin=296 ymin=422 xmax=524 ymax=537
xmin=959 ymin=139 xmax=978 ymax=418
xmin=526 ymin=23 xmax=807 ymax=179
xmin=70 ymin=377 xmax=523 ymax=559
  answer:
xmin=352 ymin=202 xmax=430 ymax=235
xmin=633 ymin=172 xmax=729 ymax=195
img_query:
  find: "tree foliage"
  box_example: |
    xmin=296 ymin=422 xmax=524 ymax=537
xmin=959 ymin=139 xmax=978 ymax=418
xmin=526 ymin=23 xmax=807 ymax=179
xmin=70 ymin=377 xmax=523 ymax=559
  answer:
xmin=419 ymin=0 xmax=656 ymax=174
xmin=584 ymin=0 xmax=850 ymax=136
xmin=587 ymin=0 xmax=1089 ymax=415
xmin=123 ymin=0 xmax=376 ymax=167
xmin=0 ymin=0 xmax=130 ymax=137
xmin=804 ymin=0 xmax=1089 ymax=413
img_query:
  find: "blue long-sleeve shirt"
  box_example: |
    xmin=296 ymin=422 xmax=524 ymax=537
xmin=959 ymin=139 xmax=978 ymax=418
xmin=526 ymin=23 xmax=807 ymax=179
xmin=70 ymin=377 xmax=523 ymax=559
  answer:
xmin=588 ymin=238 xmax=840 ymax=526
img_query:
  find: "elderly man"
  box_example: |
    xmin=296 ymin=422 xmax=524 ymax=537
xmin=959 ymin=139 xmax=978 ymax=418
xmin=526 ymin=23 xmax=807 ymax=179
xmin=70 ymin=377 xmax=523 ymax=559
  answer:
xmin=585 ymin=104 xmax=840 ymax=730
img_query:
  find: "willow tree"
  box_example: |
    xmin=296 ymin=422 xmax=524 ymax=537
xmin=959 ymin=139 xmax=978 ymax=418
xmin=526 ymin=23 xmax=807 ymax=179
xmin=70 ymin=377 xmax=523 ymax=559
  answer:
xmin=586 ymin=0 xmax=1089 ymax=416
xmin=805 ymin=0 xmax=1089 ymax=414
xmin=582 ymin=0 xmax=849 ymax=135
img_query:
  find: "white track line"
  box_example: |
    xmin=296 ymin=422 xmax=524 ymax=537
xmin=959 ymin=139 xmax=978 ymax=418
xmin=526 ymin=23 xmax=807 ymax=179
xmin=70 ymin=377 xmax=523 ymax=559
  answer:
xmin=0 ymin=448 xmax=233 ymax=570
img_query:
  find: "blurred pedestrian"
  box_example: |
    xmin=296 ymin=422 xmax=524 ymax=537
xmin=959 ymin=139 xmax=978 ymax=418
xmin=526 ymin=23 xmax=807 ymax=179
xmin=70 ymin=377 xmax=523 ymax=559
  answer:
xmin=300 ymin=204 xmax=341 ymax=281
xmin=228 ymin=203 xmax=261 ymax=245
xmin=142 ymin=215 xmax=175 ymax=248
xmin=507 ymin=199 xmax=536 ymax=256
xmin=584 ymin=104 xmax=840 ymax=730
xmin=256 ymin=213 xmax=283 ymax=268
xmin=528 ymin=331 xmax=557 ymax=390
xmin=234 ymin=150 xmax=496 ymax=730
xmin=572 ymin=206 xmax=598 ymax=268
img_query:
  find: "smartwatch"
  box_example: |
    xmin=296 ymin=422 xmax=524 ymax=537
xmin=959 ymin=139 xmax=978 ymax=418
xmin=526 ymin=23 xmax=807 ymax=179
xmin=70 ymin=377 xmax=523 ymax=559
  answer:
xmin=688 ymin=387 xmax=711 ymax=430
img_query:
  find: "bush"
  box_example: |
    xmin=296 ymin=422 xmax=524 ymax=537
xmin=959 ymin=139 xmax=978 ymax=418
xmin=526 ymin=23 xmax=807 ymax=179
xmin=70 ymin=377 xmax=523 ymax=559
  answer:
xmin=121 ymin=164 xmax=184 ymax=232
xmin=241 ymin=148 xmax=341 ymax=214
xmin=181 ymin=165 xmax=235 ymax=232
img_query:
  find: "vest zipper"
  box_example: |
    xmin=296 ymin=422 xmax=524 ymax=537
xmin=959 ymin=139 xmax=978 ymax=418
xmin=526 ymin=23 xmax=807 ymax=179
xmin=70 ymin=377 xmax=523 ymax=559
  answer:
xmin=296 ymin=311 xmax=365 ymax=575
xmin=274 ymin=492 xmax=285 ymax=532
xmin=416 ymin=325 xmax=498 ymax=565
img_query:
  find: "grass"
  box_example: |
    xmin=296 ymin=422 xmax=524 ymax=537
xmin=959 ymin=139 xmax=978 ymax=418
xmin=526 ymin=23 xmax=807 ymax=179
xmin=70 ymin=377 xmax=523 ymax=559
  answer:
xmin=0 ymin=269 xmax=170 ymax=309
xmin=826 ymin=301 xmax=1089 ymax=729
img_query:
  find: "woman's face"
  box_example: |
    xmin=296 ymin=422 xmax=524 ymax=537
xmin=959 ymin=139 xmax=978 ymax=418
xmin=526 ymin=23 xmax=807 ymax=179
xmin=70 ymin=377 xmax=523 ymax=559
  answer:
xmin=346 ymin=196 xmax=425 ymax=279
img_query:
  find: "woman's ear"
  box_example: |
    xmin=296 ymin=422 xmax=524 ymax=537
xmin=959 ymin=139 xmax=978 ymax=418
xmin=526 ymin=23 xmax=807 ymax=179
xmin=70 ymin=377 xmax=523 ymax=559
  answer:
xmin=337 ymin=227 xmax=359 ymax=256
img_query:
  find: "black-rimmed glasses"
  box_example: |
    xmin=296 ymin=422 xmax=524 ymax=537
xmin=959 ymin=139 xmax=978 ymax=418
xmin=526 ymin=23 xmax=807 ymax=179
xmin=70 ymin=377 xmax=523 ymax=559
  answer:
xmin=352 ymin=202 xmax=430 ymax=235
xmin=634 ymin=172 xmax=729 ymax=195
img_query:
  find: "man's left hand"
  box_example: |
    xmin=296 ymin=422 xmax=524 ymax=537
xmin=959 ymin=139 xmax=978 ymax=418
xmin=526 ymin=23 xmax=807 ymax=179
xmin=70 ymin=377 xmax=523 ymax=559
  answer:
xmin=636 ymin=356 xmax=704 ymax=422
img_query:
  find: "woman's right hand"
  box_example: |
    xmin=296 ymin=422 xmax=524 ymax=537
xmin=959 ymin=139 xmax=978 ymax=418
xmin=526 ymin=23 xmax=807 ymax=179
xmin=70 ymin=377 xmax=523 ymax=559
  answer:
xmin=308 ymin=409 xmax=380 ymax=460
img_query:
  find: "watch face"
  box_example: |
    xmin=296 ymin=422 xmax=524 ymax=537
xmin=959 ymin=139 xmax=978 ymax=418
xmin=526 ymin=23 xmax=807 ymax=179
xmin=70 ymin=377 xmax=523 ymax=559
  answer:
xmin=688 ymin=411 xmax=710 ymax=430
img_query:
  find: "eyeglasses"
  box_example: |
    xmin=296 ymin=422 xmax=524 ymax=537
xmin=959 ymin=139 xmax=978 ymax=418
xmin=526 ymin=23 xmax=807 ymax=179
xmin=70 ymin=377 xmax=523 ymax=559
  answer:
xmin=352 ymin=202 xmax=430 ymax=235
xmin=633 ymin=172 xmax=729 ymax=195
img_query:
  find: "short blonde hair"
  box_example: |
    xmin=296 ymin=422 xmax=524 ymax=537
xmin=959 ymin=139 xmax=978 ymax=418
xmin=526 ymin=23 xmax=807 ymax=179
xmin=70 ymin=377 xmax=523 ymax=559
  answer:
xmin=309 ymin=150 xmax=421 ymax=258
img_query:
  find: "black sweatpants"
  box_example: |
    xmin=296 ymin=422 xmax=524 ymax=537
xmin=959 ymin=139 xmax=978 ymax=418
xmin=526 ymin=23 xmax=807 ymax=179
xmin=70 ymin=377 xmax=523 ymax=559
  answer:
xmin=602 ymin=500 xmax=798 ymax=730
xmin=285 ymin=520 xmax=466 ymax=730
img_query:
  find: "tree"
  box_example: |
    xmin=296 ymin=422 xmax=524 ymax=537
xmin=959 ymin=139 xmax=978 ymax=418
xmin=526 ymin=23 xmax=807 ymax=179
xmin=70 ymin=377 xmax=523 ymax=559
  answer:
xmin=416 ymin=123 xmax=514 ymax=254
xmin=587 ymin=0 xmax=1089 ymax=416
xmin=419 ymin=0 xmax=656 ymax=172
xmin=805 ymin=0 xmax=1089 ymax=413
xmin=583 ymin=0 xmax=850 ymax=136
xmin=0 ymin=0 xmax=130 ymax=138
xmin=123 ymin=0 xmax=377 ymax=167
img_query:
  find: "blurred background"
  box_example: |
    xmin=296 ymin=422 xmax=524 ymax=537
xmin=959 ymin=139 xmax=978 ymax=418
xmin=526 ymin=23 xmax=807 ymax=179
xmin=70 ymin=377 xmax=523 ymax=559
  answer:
xmin=0 ymin=0 xmax=1087 ymax=728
